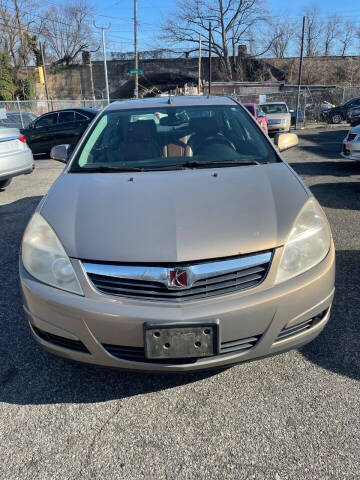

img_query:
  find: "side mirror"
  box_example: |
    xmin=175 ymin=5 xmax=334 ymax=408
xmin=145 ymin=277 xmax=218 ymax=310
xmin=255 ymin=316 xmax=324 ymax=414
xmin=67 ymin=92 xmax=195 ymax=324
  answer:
xmin=275 ymin=133 xmax=298 ymax=152
xmin=50 ymin=144 xmax=72 ymax=163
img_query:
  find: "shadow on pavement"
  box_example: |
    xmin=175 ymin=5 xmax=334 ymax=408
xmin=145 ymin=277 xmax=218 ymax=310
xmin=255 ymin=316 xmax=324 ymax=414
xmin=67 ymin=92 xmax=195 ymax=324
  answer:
xmin=291 ymin=161 xmax=360 ymax=177
xmin=309 ymin=182 xmax=360 ymax=210
xmin=300 ymin=249 xmax=360 ymax=382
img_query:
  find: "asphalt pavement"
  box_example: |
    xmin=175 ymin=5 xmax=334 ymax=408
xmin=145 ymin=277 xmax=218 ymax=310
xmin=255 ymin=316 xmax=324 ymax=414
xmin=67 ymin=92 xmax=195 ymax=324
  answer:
xmin=0 ymin=128 xmax=359 ymax=480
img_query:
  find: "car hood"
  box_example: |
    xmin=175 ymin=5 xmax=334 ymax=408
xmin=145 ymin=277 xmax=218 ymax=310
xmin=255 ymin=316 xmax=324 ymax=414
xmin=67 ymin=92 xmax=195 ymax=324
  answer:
xmin=40 ymin=164 xmax=308 ymax=263
xmin=265 ymin=113 xmax=290 ymax=120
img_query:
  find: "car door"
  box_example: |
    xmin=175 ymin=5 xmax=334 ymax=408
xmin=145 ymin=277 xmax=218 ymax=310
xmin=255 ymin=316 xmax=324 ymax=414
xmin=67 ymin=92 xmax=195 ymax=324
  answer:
xmin=57 ymin=111 xmax=77 ymax=147
xmin=346 ymin=99 xmax=360 ymax=119
xmin=27 ymin=113 xmax=58 ymax=154
xmin=73 ymin=112 xmax=92 ymax=145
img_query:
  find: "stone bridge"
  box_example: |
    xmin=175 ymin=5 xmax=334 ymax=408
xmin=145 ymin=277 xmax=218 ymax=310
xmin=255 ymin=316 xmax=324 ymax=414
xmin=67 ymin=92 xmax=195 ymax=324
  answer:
xmin=91 ymin=57 xmax=207 ymax=98
xmin=31 ymin=56 xmax=284 ymax=100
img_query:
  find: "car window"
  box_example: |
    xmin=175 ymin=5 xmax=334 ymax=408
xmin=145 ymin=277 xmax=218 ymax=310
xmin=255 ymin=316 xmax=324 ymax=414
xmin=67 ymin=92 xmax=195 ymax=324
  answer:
xmin=58 ymin=111 xmax=75 ymax=124
xmin=245 ymin=105 xmax=255 ymax=116
xmin=35 ymin=113 xmax=57 ymax=127
xmin=7 ymin=113 xmax=19 ymax=121
xmin=70 ymin=104 xmax=278 ymax=172
xmin=261 ymin=104 xmax=288 ymax=114
xmin=74 ymin=112 xmax=89 ymax=121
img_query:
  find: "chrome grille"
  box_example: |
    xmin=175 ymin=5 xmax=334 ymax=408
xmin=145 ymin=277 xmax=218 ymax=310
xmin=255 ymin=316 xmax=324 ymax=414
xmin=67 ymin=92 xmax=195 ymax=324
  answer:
xmin=83 ymin=251 xmax=272 ymax=302
xmin=104 ymin=335 xmax=260 ymax=363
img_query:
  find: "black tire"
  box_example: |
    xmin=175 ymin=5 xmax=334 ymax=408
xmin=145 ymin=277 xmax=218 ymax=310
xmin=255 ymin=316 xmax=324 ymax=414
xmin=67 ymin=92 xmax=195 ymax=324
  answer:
xmin=0 ymin=178 xmax=12 ymax=189
xmin=331 ymin=113 xmax=343 ymax=124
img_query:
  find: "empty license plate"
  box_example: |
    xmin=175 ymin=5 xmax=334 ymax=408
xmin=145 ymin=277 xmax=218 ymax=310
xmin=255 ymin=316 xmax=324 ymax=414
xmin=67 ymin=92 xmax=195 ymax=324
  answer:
xmin=144 ymin=322 xmax=219 ymax=359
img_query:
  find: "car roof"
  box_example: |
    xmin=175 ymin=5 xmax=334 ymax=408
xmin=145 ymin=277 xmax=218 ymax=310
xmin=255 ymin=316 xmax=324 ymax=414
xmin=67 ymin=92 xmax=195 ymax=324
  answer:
xmin=260 ymin=101 xmax=287 ymax=105
xmin=40 ymin=107 xmax=99 ymax=116
xmin=106 ymin=95 xmax=237 ymax=111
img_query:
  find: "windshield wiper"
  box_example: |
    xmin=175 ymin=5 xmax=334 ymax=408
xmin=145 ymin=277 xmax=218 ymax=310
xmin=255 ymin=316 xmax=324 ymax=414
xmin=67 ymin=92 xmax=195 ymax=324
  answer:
xmin=182 ymin=160 xmax=260 ymax=168
xmin=76 ymin=166 xmax=145 ymax=173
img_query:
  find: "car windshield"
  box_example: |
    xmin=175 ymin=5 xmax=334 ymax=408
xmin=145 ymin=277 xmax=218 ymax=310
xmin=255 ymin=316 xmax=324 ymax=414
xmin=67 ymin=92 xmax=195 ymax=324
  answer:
xmin=261 ymin=104 xmax=288 ymax=114
xmin=70 ymin=104 xmax=278 ymax=172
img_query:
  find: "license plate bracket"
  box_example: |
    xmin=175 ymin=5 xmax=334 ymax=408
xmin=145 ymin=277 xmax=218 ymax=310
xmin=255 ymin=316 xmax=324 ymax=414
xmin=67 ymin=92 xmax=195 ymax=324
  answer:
xmin=144 ymin=320 xmax=219 ymax=360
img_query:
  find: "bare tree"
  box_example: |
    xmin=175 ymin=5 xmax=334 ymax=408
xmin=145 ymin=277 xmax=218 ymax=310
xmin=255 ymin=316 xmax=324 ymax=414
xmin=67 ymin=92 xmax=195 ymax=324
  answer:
xmin=267 ymin=20 xmax=294 ymax=58
xmin=302 ymin=4 xmax=322 ymax=57
xmin=323 ymin=14 xmax=340 ymax=56
xmin=0 ymin=0 xmax=39 ymax=68
xmin=41 ymin=0 xmax=94 ymax=65
xmin=162 ymin=0 xmax=268 ymax=80
xmin=339 ymin=21 xmax=355 ymax=56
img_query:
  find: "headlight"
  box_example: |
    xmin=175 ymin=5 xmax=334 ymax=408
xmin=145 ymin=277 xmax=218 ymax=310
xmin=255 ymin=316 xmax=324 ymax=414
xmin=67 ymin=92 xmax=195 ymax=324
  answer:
xmin=22 ymin=213 xmax=83 ymax=295
xmin=275 ymin=198 xmax=331 ymax=284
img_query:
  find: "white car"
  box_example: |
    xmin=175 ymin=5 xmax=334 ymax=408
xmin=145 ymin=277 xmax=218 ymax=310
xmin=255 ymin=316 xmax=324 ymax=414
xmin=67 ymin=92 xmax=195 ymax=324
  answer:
xmin=341 ymin=125 xmax=360 ymax=161
xmin=0 ymin=127 xmax=34 ymax=189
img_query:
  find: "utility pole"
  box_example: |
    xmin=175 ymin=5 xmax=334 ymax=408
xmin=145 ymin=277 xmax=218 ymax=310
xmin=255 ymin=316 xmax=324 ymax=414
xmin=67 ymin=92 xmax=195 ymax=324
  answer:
xmin=40 ymin=42 xmax=51 ymax=111
xmin=94 ymin=22 xmax=111 ymax=105
xmin=208 ymin=22 xmax=212 ymax=95
xmin=295 ymin=16 xmax=305 ymax=130
xmin=134 ymin=0 xmax=139 ymax=98
xmin=198 ymin=33 xmax=202 ymax=95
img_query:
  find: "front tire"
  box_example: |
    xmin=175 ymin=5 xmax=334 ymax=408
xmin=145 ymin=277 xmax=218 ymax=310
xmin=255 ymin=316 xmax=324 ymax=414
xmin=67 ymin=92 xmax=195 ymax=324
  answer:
xmin=331 ymin=113 xmax=343 ymax=124
xmin=0 ymin=178 xmax=12 ymax=190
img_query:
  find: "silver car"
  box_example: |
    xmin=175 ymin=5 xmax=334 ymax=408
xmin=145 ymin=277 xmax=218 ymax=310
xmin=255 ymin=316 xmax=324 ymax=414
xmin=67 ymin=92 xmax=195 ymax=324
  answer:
xmin=0 ymin=127 xmax=34 ymax=189
xmin=20 ymin=96 xmax=335 ymax=372
xmin=341 ymin=126 xmax=360 ymax=160
xmin=261 ymin=102 xmax=291 ymax=133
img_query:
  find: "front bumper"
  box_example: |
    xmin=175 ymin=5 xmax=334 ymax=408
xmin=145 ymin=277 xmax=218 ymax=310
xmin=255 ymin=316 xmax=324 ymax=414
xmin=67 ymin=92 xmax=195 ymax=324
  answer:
xmin=267 ymin=123 xmax=289 ymax=132
xmin=341 ymin=140 xmax=360 ymax=161
xmin=20 ymin=243 xmax=335 ymax=372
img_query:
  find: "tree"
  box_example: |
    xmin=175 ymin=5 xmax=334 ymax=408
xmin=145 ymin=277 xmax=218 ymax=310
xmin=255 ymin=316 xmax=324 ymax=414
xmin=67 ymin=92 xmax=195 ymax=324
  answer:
xmin=0 ymin=0 xmax=38 ymax=69
xmin=267 ymin=20 xmax=294 ymax=58
xmin=302 ymin=4 xmax=322 ymax=57
xmin=323 ymin=14 xmax=340 ymax=56
xmin=41 ymin=0 xmax=94 ymax=65
xmin=339 ymin=21 xmax=355 ymax=56
xmin=162 ymin=0 xmax=268 ymax=80
xmin=0 ymin=52 xmax=15 ymax=100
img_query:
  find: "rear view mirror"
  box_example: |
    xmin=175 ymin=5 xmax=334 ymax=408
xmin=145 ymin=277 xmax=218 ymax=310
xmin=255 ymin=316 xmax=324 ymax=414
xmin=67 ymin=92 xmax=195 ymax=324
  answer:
xmin=275 ymin=133 xmax=298 ymax=152
xmin=50 ymin=144 xmax=72 ymax=163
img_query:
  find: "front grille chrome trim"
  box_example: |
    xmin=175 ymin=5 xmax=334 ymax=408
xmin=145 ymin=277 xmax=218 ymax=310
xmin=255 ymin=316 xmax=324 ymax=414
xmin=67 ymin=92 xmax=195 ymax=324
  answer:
xmin=83 ymin=251 xmax=272 ymax=291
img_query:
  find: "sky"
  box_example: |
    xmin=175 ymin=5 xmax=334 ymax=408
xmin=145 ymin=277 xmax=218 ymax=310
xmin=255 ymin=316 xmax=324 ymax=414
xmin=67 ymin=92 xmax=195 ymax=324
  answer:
xmin=69 ymin=0 xmax=360 ymax=55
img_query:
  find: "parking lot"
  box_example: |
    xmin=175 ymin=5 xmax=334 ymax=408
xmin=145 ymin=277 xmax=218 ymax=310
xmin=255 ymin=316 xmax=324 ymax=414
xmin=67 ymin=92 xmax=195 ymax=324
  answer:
xmin=0 ymin=127 xmax=359 ymax=480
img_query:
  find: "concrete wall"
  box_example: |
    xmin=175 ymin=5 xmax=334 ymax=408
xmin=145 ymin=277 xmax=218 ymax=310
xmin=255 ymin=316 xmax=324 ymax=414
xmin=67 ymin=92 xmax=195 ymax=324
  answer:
xmin=26 ymin=55 xmax=360 ymax=100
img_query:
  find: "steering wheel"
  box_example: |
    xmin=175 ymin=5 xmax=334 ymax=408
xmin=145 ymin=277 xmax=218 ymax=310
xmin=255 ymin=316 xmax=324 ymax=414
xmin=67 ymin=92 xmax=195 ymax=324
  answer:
xmin=194 ymin=135 xmax=236 ymax=154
